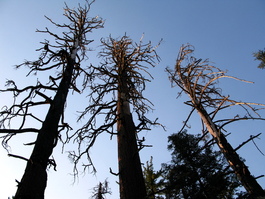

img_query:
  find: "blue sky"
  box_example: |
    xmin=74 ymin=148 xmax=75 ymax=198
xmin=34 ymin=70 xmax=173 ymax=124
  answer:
xmin=0 ymin=0 xmax=265 ymax=198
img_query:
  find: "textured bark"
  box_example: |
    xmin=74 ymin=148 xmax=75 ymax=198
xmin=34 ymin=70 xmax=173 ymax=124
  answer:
xmin=14 ymin=57 xmax=74 ymax=199
xmin=117 ymin=73 xmax=147 ymax=199
xmin=170 ymin=44 xmax=265 ymax=198
xmin=196 ymin=105 xmax=265 ymax=198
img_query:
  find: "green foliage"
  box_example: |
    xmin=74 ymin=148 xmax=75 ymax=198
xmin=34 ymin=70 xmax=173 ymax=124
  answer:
xmin=253 ymin=49 xmax=265 ymax=69
xmin=163 ymin=130 xmax=241 ymax=199
xmin=144 ymin=130 xmax=243 ymax=199
xmin=143 ymin=157 xmax=165 ymax=199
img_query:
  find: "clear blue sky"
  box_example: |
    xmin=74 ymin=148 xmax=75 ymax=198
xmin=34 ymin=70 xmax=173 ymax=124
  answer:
xmin=0 ymin=0 xmax=265 ymax=198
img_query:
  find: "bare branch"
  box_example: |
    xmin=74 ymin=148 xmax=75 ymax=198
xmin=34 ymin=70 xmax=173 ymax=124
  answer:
xmin=69 ymin=35 xmax=162 ymax=174
xmin=168 ymin=43 xmax=265 ymax=197
xmin=0 ymin=128 xmax=39 ymax=134
xmin=8 ymin=153 xmax=29 ymax=162
xmin=109 ymin=167 xmax=119 ymax=176
xmin=234 ymin=133 xmax=262 ymax=152
xmin=251 ymin=134 xmax=265 ymax=156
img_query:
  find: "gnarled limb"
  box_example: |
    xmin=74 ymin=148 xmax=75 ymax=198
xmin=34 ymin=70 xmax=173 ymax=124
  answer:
xmin=167 ymin=44 xmax=265 ymax=197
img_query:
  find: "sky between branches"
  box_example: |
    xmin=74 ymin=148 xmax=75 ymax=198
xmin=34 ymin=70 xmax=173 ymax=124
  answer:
xmin=0 ymin=0 xmax=265 ymax=198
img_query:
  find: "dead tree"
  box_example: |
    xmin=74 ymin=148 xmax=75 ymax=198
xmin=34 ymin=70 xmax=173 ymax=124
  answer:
xmin=0 ymin=2 xmax=103 ymax=199
xmin=91 ymin=180 xmax=112 ymax=199
xmin=69 ymin=35 xmax=161 ymax=199
xmin=166 ymin=44 xmax=265 ymax=198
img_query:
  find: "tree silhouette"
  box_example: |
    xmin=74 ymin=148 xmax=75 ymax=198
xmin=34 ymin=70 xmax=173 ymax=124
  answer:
xmin=143 ymin=131 xmax=242 ymax=199
xmin=0 ymin=1 xmax=103 ymax=198
xmin=70 ymin=35 xmax=161 ymax=199
xmin=162 ymin=131 xmax=241 ymax=199
xmin=91 ymin=180 xmax=111 ymax=199
xmin=166 ymin=44 xmax=265 ymax=198
xmin=143 ymin=156 xmax=165 ymax=199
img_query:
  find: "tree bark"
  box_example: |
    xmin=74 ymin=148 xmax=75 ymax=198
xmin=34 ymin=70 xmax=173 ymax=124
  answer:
xmin=196 ymin=104 xmax=265 ymax=198
xmin=14 ymin=56 xmax=75 ymax=199
xmin=117 ymin=73 xmax=147 ymax=199
xmin=171 ymin=44 xmax=265 ymax=198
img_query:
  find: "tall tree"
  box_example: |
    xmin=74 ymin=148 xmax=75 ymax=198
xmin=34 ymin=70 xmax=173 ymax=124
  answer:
xmin=0 ymin=2 xmax=103 ymax=199
xmin=166 ymin=44 xmax=265 ymax=198
xmin=162 ymin=131 xmax=241 ymax=199
xmin=70 ymin=35 xmax=161 ymax=199
xmin=143 ymin=131 xmax=242 ymax=199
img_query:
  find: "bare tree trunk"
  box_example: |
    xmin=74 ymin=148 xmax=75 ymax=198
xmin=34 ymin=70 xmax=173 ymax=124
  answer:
xmin=0 ymin=2 xmax=103 ymax=198
xmin=117 ymin=73 xmax=147 ymax=199
xmin=14 ymin=57 xmax=74 ymax=199
xmin=73 ymin=36 xmax=157 ymax=199
xmin=196 ymin=104 xmax=265 ymax=198
xmin=168 ymin=44 xmax=265 ymax=198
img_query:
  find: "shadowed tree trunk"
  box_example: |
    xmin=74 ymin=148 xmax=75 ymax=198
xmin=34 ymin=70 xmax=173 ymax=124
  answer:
xmin=0 ymin=2 xmax=103 ymax=199
xmin=116 ymin=60 xmax=147 ymax=199
xmin=14 ymin=53 xmax=75 ymax=199
xmin=71 ymin=35 xmax=161 ymax=199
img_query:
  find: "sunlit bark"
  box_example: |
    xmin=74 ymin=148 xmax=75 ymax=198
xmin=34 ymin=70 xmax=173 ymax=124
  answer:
xmin=167 ymin=44 xmax=265 ymax=198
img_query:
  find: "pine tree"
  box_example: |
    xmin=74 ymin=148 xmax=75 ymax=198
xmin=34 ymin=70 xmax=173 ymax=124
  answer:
xmin=162 ymin=131 xmax=241 ymax=199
